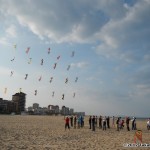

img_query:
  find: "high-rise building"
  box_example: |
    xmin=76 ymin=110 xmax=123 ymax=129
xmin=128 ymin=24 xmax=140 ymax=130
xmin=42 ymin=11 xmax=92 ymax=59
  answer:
xmin=12 ymin=92 xmax=26 ymax=113
xmin=33 ymin=103 xmax=39 ymax=110
xmin=61 ymin=106 xmax=69 ymax=115
xmin=0 ymin=98 xmax=17 ymax=114
xmin=69 ymin=108 xmax=74 ymax=115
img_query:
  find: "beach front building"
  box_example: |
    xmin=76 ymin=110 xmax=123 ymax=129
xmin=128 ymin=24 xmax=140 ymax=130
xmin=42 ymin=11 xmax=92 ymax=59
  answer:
xmin=61 ymin=106 xmax=70 ymax=116
xmin=55 ymin=105 xmax=59 ymax=114
xmin=33 ymin=103 xmax=39 ymax=110
xmin=0 ymin=98 xmax=8 ymax=113
xmin=28 ymin=106 xmax=33 ymax=112
xmin=0 ymin=98 xmax=17 ymax=114
xmin=12 ymin=92 xmax=26 ymax=114
xmin=69 ymin=108 xmax=74 ymax=115
xmin=47 ymin=105 xmax=60 ymax=115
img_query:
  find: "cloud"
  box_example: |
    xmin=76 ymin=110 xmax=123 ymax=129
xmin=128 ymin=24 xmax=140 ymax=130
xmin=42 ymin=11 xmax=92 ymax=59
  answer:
xmin=0 ymin=25 xmax=17 ymax=45
xmin=0 ymin=0 xmax=149 ymax=52
xmin=71 ymin=62 xmax=89 ymax=68
xmin=0 ymin=0 xmax=122 ymax=43
xmin=0 ymin=66 xmax=11 ymax=76
xmin=0 ymin=66 xmax=22 ymax=78
xmin=130 ymin=65 xmax=150 ymax=90
xmin=0 ymin=0 xmax=148 ymax=65
xmin=96 ymin=0 xmax=150 ymax=63
xmin=6 ymin=25 xmax=17 ymax=37
xmin=0 ymin=37 xmax=8 ymax=45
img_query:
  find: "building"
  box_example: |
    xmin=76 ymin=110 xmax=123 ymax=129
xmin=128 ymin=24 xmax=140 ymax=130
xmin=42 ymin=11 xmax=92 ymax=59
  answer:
xmin=55 ymin=105 xmax=59 ymax=114
xmin=69 ymin=108 xmax=74 ymax=115
xmin=33 ymin=103 xmax=39 ymax=110
xmin=61 ymin=106 xmax=69 ymax=115
xmin=12 ymin=92 xmax=26 ymax=113
xmin=0 ymin=98 xmax=8 ymax=113
xmin=0 ymin=98 xmax=17 ymax=114
xmin=26 ymin=103 xmax=85 ymax=116
xmin=28 ymin=106 xmax=33 ymax=112
xmin=48 ymin=105 xmax=60 ymax=114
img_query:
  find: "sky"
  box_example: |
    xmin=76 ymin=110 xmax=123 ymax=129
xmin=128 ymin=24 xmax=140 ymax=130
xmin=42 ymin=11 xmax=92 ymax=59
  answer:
xmin=0 ymin=0 xmax=150 ymax=117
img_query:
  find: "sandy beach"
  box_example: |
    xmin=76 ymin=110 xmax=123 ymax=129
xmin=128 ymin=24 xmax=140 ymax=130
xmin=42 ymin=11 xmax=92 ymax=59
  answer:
xmin=0 ymin=115 xmax=149 ymax=150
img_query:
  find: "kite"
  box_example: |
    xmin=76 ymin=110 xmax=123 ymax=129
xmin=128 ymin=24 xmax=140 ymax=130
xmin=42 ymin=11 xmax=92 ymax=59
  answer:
xmin=38 ymin=76 xmax=42 ymax=81
xmin=48 ymin=48 xmax=50 ymax=54
xmin=71 ymin=51 xmax=75 ymax=57
xmin=28 ymin=58 xmax=32 ymax=64
xmin=50 ymin=77 xmax=53 ymax=83
xmin=10 ymin=71 xmax=14 ymax=77
xmin=41 ymin=59 xmax=44 ymax=65
xmin=75 ymin=77 xmax=78 ymax=82
xmin=52 ymin=91 xmax=55 ymax=97
xmin=57 ymin=56 xmax=60 ymax=60
xmin=62 ymin=94 xmax=64 ymax=100
xmin=67 ymin=65 xmax=70 ymax=71
xmin=53 ymin=63 xmax=57 ymax=69
xmin=34 ymin=90 xmax=37 ymax=96
xmin=11 ymin=57 xmax=15 ymax=62
xmin=25 ymin=74 xmax=28 ymax=80
xmin=4 ymin=88 xmax=7 ymax=94
xmin=73 ymin=92 xmax=76 ymax=98
xmin=65 ymin=78 xmax=68 ymax=84
xmin=26 ymin=47 xmax=30 ymax=54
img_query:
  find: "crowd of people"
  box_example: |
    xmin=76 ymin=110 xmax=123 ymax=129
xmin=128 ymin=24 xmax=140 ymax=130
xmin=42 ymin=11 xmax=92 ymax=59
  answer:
xmin=64 ymin=115 xmax=150 ymax=132
xmin=88 ymin=116 xmax=138 ymax=131
xmin=65 ymin=115 xmax=84 ymax=130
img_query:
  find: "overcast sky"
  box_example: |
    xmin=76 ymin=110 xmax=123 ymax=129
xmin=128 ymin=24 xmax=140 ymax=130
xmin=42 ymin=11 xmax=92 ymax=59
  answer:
xmin=0 ymin=0 xmax=150 ymax=117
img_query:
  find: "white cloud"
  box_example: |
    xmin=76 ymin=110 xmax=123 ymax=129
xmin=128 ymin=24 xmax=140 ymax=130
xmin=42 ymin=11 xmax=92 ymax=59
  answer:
xmin=0 ymin=0 xmax=149 ymax=52
xmin=71 ymin=62 xmax=89 ymax=68
xmin=6 ymin=25 xmax=17 ymax=37
xmin=96 ymin=0 xmax=150 ymax=62
xmin=0 ymin=0 xmax=117 ymax=43
xmin=0 ymin=66 xmax=11 ymax=76
xmin=0 ymin=37 xmax=8 ymax=45
xmin=0 ymin=66 xmax=22 ymax=78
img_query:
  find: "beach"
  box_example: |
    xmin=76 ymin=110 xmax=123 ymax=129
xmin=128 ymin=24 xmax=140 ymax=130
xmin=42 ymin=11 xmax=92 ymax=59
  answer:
xmin=0 ymin=115 xmax=149 ymax=150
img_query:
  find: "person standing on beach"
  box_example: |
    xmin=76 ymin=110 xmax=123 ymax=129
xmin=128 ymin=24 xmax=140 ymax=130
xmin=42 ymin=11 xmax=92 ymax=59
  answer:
xmin=74 ymin=116 xmax=77 ymax=129
xmin=126 ymin=117 xmax=130 ymax=131
xmin=70 ymin=116 xmax=73 ymax=127
xmin=99 ymin=116 xmax=102 ymax=129
xmin=119 ymin=118 xmax=122 ymax=130
xmin=106 ymin=116 xmax=110 ymax=129
xmin=89 ymin=116 xmax=92 ymax=129
xmin=77 ymin=116 xmax=80 ymax=128
xmin=92 ymin=116 xmax=95 ymax=131
xmin=80 ymin=116 xmax=83 ymax=128
xmin=112 ymin=116 xmax=115 ymax=128
xmin=65 ymin=116 xmax=70 ymax=130
xmin=116 ymin=117 xmax=120 ymax=131
xmin=132 ymin=117 xmax=136 ymax=130
xmin=95 ymin=116 xmax=98 ymax=127
xmin=82 ymin=116 xmax=84 ymax=127
xmin=102 ymin=116 xmax=106 ymax=130
xmin=134 ymin=117 xmax=137 ymax=130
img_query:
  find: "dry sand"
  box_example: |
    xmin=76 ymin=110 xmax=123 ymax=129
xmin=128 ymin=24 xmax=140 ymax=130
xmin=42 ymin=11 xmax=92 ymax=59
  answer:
xmin=0 ymin=115 xmax=149 ymax=150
